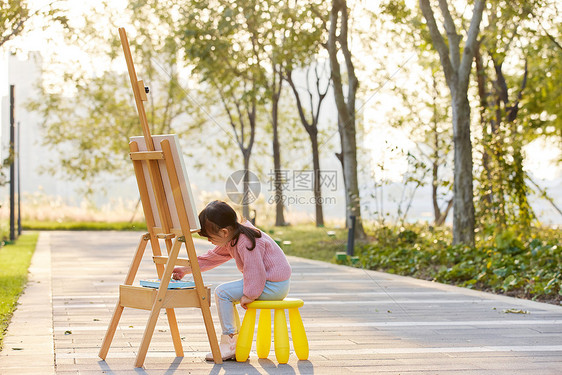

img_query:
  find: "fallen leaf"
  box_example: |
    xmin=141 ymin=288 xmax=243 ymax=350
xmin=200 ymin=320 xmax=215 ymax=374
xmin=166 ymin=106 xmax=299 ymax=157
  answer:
xmin=503 ymin=309 xmax=529 ymax=314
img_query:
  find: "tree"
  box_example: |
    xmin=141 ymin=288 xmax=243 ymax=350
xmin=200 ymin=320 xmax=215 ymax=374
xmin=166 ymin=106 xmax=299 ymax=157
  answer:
xmin=0 ymin=0 xmax=68 ymax=48
xmin=327 ymin=0 xmax=366 ymax=239
xmin=396 ymin=71 xmax=454 ymax=226
xmin=176 ymin=0 xmax=270 ymax=219
xmin=264 ymin=1 xmax=295 ymax=227
xmin=269 ymin=51 xmax=286 ymax=226
xmin=522 ymin=3 xmax=562 ymax=140
xmin=286 ymin=62 xmax=331 ymax=227
xmin=282 ymin=1 xmax=330 ymax=227
xmin=472 ymin=0 xmax=561 ymax=233
xmin=419 ymin=0 xmax=485 ymax=245
xmin=29 ymin=3 xmax=198 ymax=195
xmin=473 ymin=1 xmax=535 ymax=231
xmin=0 ymin=0 xmax=30 ymax=47
xmin=379 ymin=1 xmax=454 ymax=227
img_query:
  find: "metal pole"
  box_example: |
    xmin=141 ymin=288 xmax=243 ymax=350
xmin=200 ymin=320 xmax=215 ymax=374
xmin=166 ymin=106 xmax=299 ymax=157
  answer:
xmin=17 ymin=121 xmax=21 ymax=236
xmin=346 ymin=215 xmax=356 ymax=256
xmin=9 ymin=85 xmax=15 ymax=241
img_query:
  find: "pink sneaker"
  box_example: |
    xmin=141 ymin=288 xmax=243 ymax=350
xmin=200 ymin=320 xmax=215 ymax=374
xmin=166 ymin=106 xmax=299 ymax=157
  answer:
xmin=206 ymin=334 xmax=238 ymax=361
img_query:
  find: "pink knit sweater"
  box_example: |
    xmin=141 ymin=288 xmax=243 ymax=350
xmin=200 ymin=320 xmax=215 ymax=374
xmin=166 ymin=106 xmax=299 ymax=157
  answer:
xmin=194 ymin=225 xmax=292 ymax=300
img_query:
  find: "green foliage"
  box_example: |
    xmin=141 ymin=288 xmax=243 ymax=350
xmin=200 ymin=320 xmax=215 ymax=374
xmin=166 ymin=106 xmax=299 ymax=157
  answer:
xmin=470 ymin=0 xmax=545 ymax=233
xmin=0 ymin=1 xmax=31 ymax=48
xmin=1 ymin=0 xmax=69 ymax=47
xmin=472 ymin=0 xmax=555 ymax=233
xmin=521 ymin=19 xmax=562 ymax=141
xmin=175 ymin=0 xmax=269 ymax=98
xmin=0 ymin=233 xmax=39 ymax=349
xmin=170 ymin=0 xmax=272 ymax=198
xmin=0 ymin=0 xmax=30 ymax=47
xmin=356 ymin=224 xmax=562 ymax=303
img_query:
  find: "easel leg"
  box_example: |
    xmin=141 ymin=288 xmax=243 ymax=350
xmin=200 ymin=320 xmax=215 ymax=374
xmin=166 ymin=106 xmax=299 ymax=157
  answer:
xmin=162 ymin=237 xmax=183 ymax=357
xmin=98 ymin=303 xmax=124 ymax=360
xmin=135 ymin=238 xmax=183 ymax=367
xmin=165 ymin=308 xmax=184 ymax=356
xmin=200 ymin=300 xmax=222 ymax=363
xmin=99 ymin=234 xmax=149 ymax=360
xmin=181 ymin=236 xmax=222 ymax=364
xmin=135 ymin=305 xmax=162 ymax=367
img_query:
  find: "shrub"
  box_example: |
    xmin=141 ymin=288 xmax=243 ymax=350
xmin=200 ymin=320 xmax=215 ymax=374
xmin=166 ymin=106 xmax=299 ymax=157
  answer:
xmin=357 ymin=224 xmax=561 ymax=304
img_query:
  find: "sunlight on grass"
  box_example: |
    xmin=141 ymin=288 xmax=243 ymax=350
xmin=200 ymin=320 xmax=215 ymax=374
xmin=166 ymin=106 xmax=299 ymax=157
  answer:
xmin=262 ymin=224 xmax=348 ymax=263
xmin=0 ymin=233 xmax=39 ymax=349
xmin=22 ymin=220 xmax=147 ymax=231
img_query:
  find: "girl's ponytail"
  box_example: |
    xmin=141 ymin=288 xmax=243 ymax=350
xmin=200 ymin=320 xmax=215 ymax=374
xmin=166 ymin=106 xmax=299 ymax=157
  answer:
xmin=232 ymin=221 xmax=262 ymax=250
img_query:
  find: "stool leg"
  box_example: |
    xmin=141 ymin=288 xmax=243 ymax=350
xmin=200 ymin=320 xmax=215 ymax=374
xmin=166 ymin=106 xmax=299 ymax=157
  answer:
xmin=274 ymin=309 xmax=290 ymax=364
xmin=234 ymin=303 xmax=241 ymax=333
xmin=236 ymin=308 xmax=256 ymax=362
xmin=256 ymin=309 xmax=271 ymax=358
xmin=289 ymin=308 xmax=309 ymax=360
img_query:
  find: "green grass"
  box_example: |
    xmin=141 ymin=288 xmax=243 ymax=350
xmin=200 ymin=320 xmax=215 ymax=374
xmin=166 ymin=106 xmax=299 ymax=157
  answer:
xmin=262 ymin=225 xmax=348 ymax=263
xmin=0 ymin=233 xmax=39 ymax=349
xmin=23 ymin=220 xmax=147 ymax=231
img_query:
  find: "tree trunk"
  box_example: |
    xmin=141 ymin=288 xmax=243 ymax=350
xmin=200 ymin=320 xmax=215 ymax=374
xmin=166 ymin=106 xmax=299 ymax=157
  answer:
xmin=451 ymin=91 xmax=475 ymax=244
xmin=271 ymin=81 xmax=285 ymax=226
xmin=217 ymin=86 xmax=256 ymax=222
xmin=328 ymin=0 xmax=366 ymax=240
xmin=435 ymin=199 xmax=453 ymax=226
xmin=285 ymin=67 xmax=329 ymax=227
xmin=432 ymin=160 xmax=441 ymax=223
xmin=243 ymin=153 xmax=251 ymax=220
xmin=419 ymin=0 xmax=484 ymax=246
xmin=338 ymin=114 xmax=365 ymax=237
xmin=474 ymin=41 xmax=493 ymax=205
xmin=310 ymin=131 xmax=324 ymax=226
xmin=431 ymin=75 xmax=442 ymax=224
xmin=335 ymin=146 xmax=350 ymax=228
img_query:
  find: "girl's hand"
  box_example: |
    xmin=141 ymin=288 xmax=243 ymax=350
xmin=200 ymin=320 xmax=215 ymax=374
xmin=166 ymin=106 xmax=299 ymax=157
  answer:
xmin=172 ymin=266 xmax=188 ymax=280
xmin=240 ymin=295 xmax=254 ymax=310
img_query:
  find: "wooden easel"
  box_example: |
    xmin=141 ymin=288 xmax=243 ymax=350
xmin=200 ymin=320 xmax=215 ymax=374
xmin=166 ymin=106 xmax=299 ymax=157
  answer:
xmin=98 ymin=27 xmax=222 ymax=367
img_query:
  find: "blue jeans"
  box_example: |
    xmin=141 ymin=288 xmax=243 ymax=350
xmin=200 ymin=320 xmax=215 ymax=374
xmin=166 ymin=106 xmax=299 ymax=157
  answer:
xmin=214 ymin=279 xmax=290 ymax=335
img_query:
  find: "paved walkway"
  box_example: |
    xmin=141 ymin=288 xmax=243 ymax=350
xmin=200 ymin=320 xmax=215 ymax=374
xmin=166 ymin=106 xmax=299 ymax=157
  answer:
xmin=1 ymin=231 xmax=562 ymax=374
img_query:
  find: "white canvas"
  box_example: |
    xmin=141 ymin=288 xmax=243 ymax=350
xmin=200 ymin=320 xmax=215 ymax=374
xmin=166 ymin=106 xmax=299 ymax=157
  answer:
xmin=130 ymin=134 xmax=200 ymax=231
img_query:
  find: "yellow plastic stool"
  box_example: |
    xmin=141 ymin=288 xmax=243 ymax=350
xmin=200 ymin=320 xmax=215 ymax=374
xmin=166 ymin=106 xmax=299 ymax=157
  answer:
xmin=235 ymin=298 xmax=308 ymax=363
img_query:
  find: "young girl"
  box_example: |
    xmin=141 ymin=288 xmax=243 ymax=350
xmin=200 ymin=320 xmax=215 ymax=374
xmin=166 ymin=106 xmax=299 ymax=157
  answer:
xmin=172 ymin=200 xmax=292 ymax=361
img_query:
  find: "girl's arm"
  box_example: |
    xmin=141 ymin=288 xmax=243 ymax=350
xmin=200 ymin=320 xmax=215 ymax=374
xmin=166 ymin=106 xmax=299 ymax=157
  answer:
xmin=172 ymin=245 xmax=232 ymax=279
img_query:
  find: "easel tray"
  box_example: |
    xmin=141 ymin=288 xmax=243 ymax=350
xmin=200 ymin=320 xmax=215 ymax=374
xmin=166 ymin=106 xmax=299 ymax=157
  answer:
xmin=119 ymin=285 xmax=211 ymax=310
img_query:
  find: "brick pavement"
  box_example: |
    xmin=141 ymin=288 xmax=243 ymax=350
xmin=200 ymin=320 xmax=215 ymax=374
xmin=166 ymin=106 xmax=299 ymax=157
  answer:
xmin=1 ymin=231 xmax=561 ymax=374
